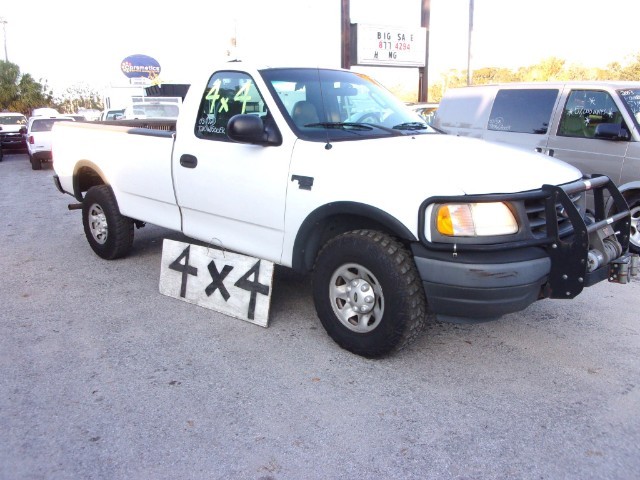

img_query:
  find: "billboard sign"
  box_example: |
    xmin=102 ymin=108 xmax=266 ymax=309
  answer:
xmin=354 ymin=24 xmax=427 ymax=67
xmin=121 ymin=54 xmax=161 ymax=79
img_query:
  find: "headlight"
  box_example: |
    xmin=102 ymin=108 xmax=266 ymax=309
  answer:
xmin=435 ymin=202 xmax=518 ymax=236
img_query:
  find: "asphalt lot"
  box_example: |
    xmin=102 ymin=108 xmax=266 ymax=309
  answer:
xmin=1 ymin=152 xmax=639 ymax=480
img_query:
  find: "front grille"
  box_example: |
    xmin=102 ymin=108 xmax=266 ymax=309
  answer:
xmin=525 ymin=190 xmax=585 ymax=239
xmin=0 ymin=132 xmax=23 ymax=140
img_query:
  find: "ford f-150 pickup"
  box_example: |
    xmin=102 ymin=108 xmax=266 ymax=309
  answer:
xmin=51 ymin=63 xmax=637 ymax=357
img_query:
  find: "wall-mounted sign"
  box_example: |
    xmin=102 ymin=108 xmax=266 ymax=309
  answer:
xmin=353 ymin=24 xmax=427 ymax=67
xmin=120 ymin=54 xmax=161 ymax=79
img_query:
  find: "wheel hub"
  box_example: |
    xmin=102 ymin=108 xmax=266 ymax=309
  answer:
xmin=630 ymin=204 xmax=640 ymax=248
xmin=329 ymin=263 xmax=384 ymax=333
xmin=346 ymin=279 xmax=375 ymax=314
xmin=88 ymin=203 xmax=108 ymax=244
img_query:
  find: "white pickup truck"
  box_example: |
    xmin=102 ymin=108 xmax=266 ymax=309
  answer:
xmin=52 ymin=63 xmax=636 ymax=357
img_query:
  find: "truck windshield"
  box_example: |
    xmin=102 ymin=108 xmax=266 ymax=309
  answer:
xmin=619 ymin=88 xmax=640 ymax=128
xmin=31 ymin=118 xmax=74 ymax=132
xmin=260 ymin=68 xmax=437 ymax=141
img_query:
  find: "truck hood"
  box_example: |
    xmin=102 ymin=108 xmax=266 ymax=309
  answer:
xmin=292 ymin=132 xmax=585 ymax=229
xmin=398 ymin=133 xmax=582 ymax=195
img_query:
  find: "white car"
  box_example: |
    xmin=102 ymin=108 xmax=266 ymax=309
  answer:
xmin=26 ymin=116 xmax=75 ymax=170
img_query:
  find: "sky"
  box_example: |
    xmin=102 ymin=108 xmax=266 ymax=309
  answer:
xmin=0 ymin=0 xmax=637 ymax=98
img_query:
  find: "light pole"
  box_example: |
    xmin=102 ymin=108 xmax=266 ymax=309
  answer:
xmin=467 ymin=0 xmax=474 ymax=85
xmin=0 ymin=17 xmax=7 ymax=62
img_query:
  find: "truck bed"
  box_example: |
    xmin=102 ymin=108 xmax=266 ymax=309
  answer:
xmin=52 ymin=120 xmax=182 ymax=231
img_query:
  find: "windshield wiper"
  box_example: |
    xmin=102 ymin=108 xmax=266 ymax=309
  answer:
xmin=304 ymin=122 xmax=374 ymax=131
xmin=392 ymin=122 xmax=429 ymax=131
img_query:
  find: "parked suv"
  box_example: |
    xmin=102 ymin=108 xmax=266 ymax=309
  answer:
xmin=26 ymin=116 xmax=74 ymax=170
xmin=0 ymin=112 xmax=28 ymax=160
xmin=433 ymin=81 xmax=640 ymax=252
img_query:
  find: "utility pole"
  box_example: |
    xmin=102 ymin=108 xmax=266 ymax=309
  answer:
xmin=0 ymin=17 xmax=7 ymax=62
xmin=418 ymin=0 xmax=431 ymax=102
xmin=467 ymin=0 xmax=474 ymax=85
xmin=341 ymin=0 xmax=351 ymax=69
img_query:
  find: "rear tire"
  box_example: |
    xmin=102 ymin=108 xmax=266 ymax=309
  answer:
xmin=312 ymin=230 xmax=428 ymax=358
xmin=82 ymin=185 xmax=134 ymax=260
xmin=30 ymin=155 xmax=41 ymax=170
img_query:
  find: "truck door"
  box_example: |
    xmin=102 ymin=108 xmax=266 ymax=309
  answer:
xmin=546 ymin=89 xmax=630 ymax=184
xmin=171 ymin=70 xmax=289 ymax=264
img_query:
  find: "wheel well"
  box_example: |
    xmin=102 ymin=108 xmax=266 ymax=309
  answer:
xmin=74 ymin=165 xmax=105 ymax=201
xmin=291 ymin=203 xmax=416 ymax=274
xmin=606 ymin=186 xmax=640 ymax=214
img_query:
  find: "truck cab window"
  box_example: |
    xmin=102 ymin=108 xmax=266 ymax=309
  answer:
xmin=558 ymin=90 xmax=625 ymax=139
xmin=488 ymin=89 xmax=558 ymax=134
xmin=618 ymin=88 xmax=640 ymax=128
xmin=195 ymin=71 xmax=268 ymax=142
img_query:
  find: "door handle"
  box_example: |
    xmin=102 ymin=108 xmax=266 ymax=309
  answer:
xmin=180 ymin=154 xmax=198 ymax=168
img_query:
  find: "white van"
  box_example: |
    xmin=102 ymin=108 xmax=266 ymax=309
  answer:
xmin=433 ymin=81 xmax=640 ymax=252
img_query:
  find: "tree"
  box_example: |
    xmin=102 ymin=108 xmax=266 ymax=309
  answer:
xmin=55 ymin=83 xmax=103 ymax=114
xmin=613 ymin=52 xmax=640 ymax=80
xmin=429 ymin=51 xmax=640 ymax=101
xmin=0 ymin=60 xmax=53 ymax=115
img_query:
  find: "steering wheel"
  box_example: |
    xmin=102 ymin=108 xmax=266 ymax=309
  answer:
xmin=355 ymin=112 xmax=380 ymax=124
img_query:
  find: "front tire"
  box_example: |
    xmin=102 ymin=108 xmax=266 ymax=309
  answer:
xmin=610 ymin=192 xmax=640 ymax=255
xmin=312 ymin=230 xmax=428 ymax=357
xmin=82 ymin=185 xmax=134 ymax=260
xmin=624 ymin=193 xmax=640 ymax=254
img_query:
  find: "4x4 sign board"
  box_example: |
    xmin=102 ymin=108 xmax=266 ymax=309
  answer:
xmin=159 ymin=239 xmax=274 ymax=327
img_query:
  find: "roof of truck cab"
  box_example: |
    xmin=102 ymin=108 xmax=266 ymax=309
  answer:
xmin=448 ymin=81 xmax=640 ymax=90
xmin=195 ymin=61 xmax=349 ymax=74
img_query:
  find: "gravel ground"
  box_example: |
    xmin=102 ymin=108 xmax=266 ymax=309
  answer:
xmin=1 ymin=153 xmax=639 ymax=480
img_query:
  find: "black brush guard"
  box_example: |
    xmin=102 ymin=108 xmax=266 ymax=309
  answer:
xmin=418 ymin=174 xmax=635 ymax=300
xmin=542 ymin=175 xmax=633 ymax=298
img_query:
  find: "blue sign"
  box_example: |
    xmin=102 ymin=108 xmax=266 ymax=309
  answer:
xmin=120 ymin=54 xmax=161 ymax=79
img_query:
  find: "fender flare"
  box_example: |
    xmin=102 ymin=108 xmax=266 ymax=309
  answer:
xmin=72 ymin=160 xmax=108 ymax=202
xmin=291 ymin=201 xmax=417 ymax=273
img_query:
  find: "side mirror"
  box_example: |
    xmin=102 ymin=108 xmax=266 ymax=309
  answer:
xmin=227 ymin=114 xmax=281 ymax=146
xmin=594 ymin=123 xmax=630 ymax=141
xmin=19 ymin=126 xmax=27 ymax=134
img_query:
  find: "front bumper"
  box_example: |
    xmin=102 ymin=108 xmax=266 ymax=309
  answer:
xmin=413 ymin=246 xmax=550 ymax=318
xmin=0 ymin=133 xmax=27 ymax=152
xmin=415 ymin=175 xmax=635 ymax=319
